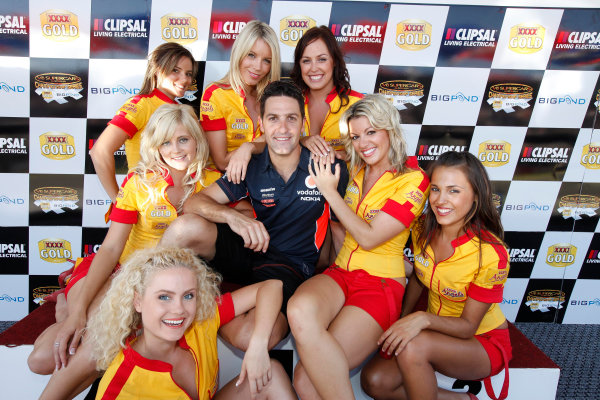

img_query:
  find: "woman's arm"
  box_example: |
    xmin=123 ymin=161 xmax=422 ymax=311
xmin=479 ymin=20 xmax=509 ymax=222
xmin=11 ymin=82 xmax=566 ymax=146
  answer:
xmin=226 ymin=137 xmax=266 ymax=184
xmin=400 ymin=275 xmax=424 ymax=318
xmin=89 ymin=125 xmax=129 ymax=202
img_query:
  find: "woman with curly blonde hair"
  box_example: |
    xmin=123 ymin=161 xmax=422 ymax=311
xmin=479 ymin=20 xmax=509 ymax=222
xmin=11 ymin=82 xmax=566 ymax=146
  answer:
xmin=89 ymin=247 xmax=295 ymax=399
xmin=28 ymin=104 xmax=210 ymax=400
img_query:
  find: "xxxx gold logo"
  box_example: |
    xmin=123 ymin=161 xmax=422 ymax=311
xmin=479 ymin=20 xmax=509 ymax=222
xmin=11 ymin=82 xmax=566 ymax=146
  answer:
xmin=280 ymin=16 xmax=316 ymax=47
xmin=580 ymin=143 xmax=600 ymax=169
xmin=378 ymin=80 xmax=424 ymax=111
xmin=546 ymin=243 xmax=576 ymax=267
xmin=509 ymin=24 xmax=545 ymax=54
xmin=149 ymin=204 xmax=172 ymax=219
xmin=396 ymin=19 xmax=432 ymax=50
xmin=161 ymin=13 xmax=198 ymax=43
xmin=33 ymin=186 xmax=79 ymax=214
xmin=478 ymin=140 xmax=510 ymax=167
xmin=34 ymin=73 xmax=83 ymax=104
xmin=32 ymin=286 xmax=61 ymax=305
xmin=488 ymin=83 xmax=533 ymax=113
xmin=525 ymin=289 xmax=565 ymax=312
xmin=40 ymin=9 xmax=79 ymax=42
xmin=558 ymin=194 xmax=600 ymax=220
xmin=38 ymin=239 xmax=72 ymax=263
xmin=39 ymin=132 xmax=75 ymax=160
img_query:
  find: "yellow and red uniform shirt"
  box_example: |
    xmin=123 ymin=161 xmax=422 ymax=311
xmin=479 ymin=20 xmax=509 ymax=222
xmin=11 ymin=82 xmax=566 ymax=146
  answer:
xmin=96 ymin=293 xmax=235 ymax=400
xmin=335 ymin=156 xmax=429 ymax=278
xmin=108 ymin=89 xmax=176 ymax=169
xmin=303 ymin=88 xmax=363 ymax=151
xmin=110 ymin=172 xmax=204 ymax=263
xmin=412 ymin=229 xmax=510 ymax=335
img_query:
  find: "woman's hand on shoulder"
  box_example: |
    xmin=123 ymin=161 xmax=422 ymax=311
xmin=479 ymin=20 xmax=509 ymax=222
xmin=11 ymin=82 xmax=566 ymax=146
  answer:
xmin=378 ymin=311 xmax=431 ymax=357
xmin=53 ymin=310 xmax=87 ymax=370
xmin=301 ymin=135 xmax=332 ymax=158
xmin=226 ymin=143 xmax=253 ymax=184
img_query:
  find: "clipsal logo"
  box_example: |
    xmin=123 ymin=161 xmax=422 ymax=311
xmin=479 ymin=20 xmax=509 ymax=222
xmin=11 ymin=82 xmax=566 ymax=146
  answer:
xmin=504 ymin=202 xmax=549 ymax=212
xmin=39 ymin=132 xmax=75 ymax=160
xmin=0 ymin=137 xmax=27 ymax=154
xmin=32 ymin=286 xmax=60 ymax=305
xmin=580 ymin=143 xmax=600 ymax=170
xmin=487 ymin=83 xmax=533 ymax=113
xmin=570 ymin=298 xmax=600 ymax=306
xmin=33 ymin=187 xmax=79 ymax=214
xmin=211 ymin=20 xmax=246 ymax=40
xmin=93 ymin=18 xmax=148 ymax=38
xmin=520 ymin=146 xmax=570 ymax=163
xmin=378 ymin=80 xmax=424 ymax=111
xmin=586 ymin=249 xmax=600 ymax=264
xmin=40 ymin=10 xmax=79 ymax=42
xmin=555 ymin=31 xmax=600 ymax=50
xmin=509 ymin=247 xmax=536 ymax=263
xmin=280 ymin=16 xmax=316 ymax=47
xmin=396 ymin=19 xmax=432 ymax=50
xmin=558 ymin=194 xmax=600 ymax=220
xmin=525 ymin=289 xmax=565 ymax=312
xmin=149 ymin=205 xmax=172 ymax=218
xmin=0 ymin=15 xmax=27 ymax=35
xmin=161 ymin=13 xmax=198 ymax=44
xmin=430 ymin=92 xmax=479 ymax=103
xmin=417 ymin=145 xmax=467 ymax=161
xmin=508 ymin=24 xmax=545 ymax=54
xmin=34 ymin=73 xmax=83 ymax=104
xmin=90 ymin=85 xmax=140 ymax=96
xmin=88 ymin=139 xmax=125 ymax=156
xmin=0 ymin=81 xmax=25 ymax=94
xmin=546 ymin=243 xmax=577 ymax=267
xmin=38 ymin=239 xmax=73 ymax=263
xmin=231 ymin=118 xmax=249 ymax=130
xmin=538 ymin=95 xmax=586 ymax=105
xmin=443 ymin=28 xmax=497 ymax=47
xmin=83 ymin=243 xmax=101 ymax=257
xmin=331 ymin=24 xmax=383 ymax=44
xmin=478 ymin=140 xmax=510 ymax=167
xmin=0 ymin=243 xmax=27 ymax=258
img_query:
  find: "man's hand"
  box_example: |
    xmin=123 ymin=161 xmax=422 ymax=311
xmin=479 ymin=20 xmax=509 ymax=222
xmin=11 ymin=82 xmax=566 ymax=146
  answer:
xmin=226 ymin=213 xmax=270 ymax=253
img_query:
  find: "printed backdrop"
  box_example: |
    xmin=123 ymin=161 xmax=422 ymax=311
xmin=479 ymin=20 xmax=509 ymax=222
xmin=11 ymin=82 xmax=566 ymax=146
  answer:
xmin=1 ymin=0 xmax=600 ymax=324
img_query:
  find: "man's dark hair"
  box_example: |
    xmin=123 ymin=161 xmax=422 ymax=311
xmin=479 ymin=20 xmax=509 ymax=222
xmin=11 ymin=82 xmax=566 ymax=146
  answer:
xmin=259 ymin=80 xmax=305 ymax=118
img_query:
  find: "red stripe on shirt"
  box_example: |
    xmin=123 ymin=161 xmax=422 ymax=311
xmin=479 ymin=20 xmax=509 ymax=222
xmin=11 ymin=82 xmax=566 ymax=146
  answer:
xmin=109 ymin=114 xmax=138 ymax=137
xmin=381 ymin=199 xmax=415 ymax=227
xmin=100 ymin=359 xmax=136 ymax=400
xmin=217 ymin=292 xmax=235 ymax=326
xmin=202 ymin=84 xmax=221 ymax=102
xmin=110 ymin=207 xmax=138 ymax=224
xmin=314 ymin=204 xmax=330 ymax=250
xmin=200 ymin=117 xmax=226 ymax=131
xmin=468 ymin=283 xmax=504 ymax=303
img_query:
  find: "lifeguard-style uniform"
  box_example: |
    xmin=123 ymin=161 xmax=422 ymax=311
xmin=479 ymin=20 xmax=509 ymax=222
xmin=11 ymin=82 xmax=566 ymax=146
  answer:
xmin=96 ymin=293 xmax=235 ymax=400
xmin=303 ymin=88 xmax=363 ymax=151
xmin=108 ymin=89 xmax=177 ymax=169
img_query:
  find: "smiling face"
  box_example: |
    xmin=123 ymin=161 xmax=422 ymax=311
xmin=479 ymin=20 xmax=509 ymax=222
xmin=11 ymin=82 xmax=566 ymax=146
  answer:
xmin=300 ymin=38 xmax=334 ymax=93
xmin=259 ymin=95 xmax=303 ymax=157
xmin=134 ymin=266 xmax=197 ymax=344
xmin=158 ymin=124 xmax=197 ymax=172
xmin=157 ymin=56 xmax=193 ymax=99
xmin=429 ymin=166 xmax=476 ymax=236
xmin=239 ymin=38 xmax=272 ymax=89
xmin=348 ymin=116 xmax=391 ymax=171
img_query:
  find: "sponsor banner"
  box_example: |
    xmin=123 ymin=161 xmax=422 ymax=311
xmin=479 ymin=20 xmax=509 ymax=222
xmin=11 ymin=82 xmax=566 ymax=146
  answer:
xmin=28 ymin=274 xmax=60 ymax=312
xmin=515 ymin=278 xmax=575 ymax=323
xmin=0 ymin=227 xmax=28 ymax=274
xmin=329 ymin=2 xmax=388 ymax=64
xmin=206 ymin=0 xmax=272 ymax=61
xmin=176 ymin=61 xmax=205 ymax=111
xmin=477 ymin=69 xmax=544 ymax=127
xmin=513 ymin=128 xmax=577 ymax=181
xmin=562 ymin=279 xmax=600 ymax=323
xmin=579 ymin=233 xmax=600 ymax=279
xmin=29 ymin=118 xmax=85 ymax=174
xmin=0 ymin=2 xmax=29 ymax=57
xmin=548 ymin=9 xmax=600 ymax=70
xmin=380 ymin=4 xmax=448 ymax=67
xmin=82 ymin=174 xmax=116 ymax=228
xmin=29 ymin=0 xmax=91 ymax=58
xmin=81 ymin=227 xmax=108 ymax=257
xmin=415 ymin=125 xmax=472 ymax=170
xmin=469 ymin=126 xmax=526 ymax=181
xmin=529 ymin=70 xmax=598 ymax=129
xmin=0 ymin=118 xmax=29 ymax=173
xmin=547 ymin=182 xmax=600 ymax=232
xmin=437 ymin=6 xmax=505 ymax=68
xmin=504 ymin=231 xmax=545 ymax=278
xmin=148 ymin=0 xmax=213 ymax=61
xmin=501 ymin=181 xmax=560 ymax=232
xmin=0 ymin=275 xmax=28 ymax=320
xmin=492 ymin=8 xmax=563 ymax=70
xmin=90 ymin=0 xmax=150 ymax=59
xmin=498 ymin=277 xmax=529 ymax=322
xmin=87 ymin=59 xmax=146 ymax=119
xmin=85 ymin=119 xmax=128 ymax=175
xmin=0 ymin=173 xmax=29 ymax=226
xmin=530 ymin=231 xmax=592 ymax=279
xmin=28 ymin=225 xmax=81 ymax=275
xmin=423 ymin=67 xmax=489 ymax=126
xmin=374 ymin=65 xmax=434 ymax=124
xmin=563 ymin=129 xmax=600 ymax=183
xmin=490 ymin=180 xmax=511 ymax=214
xmin=29 ymin=174 xmax=83 ymax=226
xmin=345 ymin=64 xmax=378 ymax=96
xmin=269 ymin=1 xmax=331 ymax=63
xmin=0 ymin=56 xmax=29 ymax=117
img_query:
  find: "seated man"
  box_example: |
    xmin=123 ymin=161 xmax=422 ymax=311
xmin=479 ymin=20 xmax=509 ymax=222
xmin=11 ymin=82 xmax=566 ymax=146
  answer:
xmin=161 ymin=80 xmax=349 ymax=349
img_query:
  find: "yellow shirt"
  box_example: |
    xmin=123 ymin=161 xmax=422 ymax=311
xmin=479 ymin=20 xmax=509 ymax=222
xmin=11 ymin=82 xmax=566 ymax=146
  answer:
xmin=335 ymin=157 xmax=429 ymax=278
xmin=412 ymin=229 xmax=510 ymax=335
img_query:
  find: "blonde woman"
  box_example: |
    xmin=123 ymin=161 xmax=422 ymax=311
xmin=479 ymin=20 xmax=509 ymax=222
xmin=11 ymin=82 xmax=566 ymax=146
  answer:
xmin=28 ymin=104 xmax=209 ymax=400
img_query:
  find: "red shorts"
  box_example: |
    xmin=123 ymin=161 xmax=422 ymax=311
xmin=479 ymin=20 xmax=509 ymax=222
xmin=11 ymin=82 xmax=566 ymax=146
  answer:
xmin=64 ymin=254 xmax=120 ymax=298
xmin=323 ymin=266 xmax=405 ymax=330
xmin=475 ymin=327 xmax=512 ymax=377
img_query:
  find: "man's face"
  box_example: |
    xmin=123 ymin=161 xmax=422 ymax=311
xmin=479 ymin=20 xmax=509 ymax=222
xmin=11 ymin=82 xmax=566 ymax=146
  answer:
xmin=259 ymin=95 xmax=304 ymax=157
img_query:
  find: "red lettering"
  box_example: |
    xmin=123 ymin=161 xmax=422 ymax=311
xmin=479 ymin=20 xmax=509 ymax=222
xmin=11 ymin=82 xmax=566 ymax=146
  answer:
xmin=49 ymin=15 xmax=70 ymax=23
xmin=405 ymin=24 xmax=424 ymax=32
xmin=518 ymin=27 xmax=538 ymax=35
xmin=486 ymin=144 xmax=504 ymax=151
xmin=169 ymin=17 xmax=190 ymax=26
xmin=45 ymin=242 xmax=64 ymax=248
xmin=287 ymin=20 xmax=308 ymax=28
xmin=48 ymin=136 xmax=67 ymax=143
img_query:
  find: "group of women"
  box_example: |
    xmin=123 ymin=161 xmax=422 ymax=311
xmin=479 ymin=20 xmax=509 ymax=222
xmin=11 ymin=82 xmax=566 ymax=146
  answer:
xmin=27 ymin=20 xmax=511 ymax=400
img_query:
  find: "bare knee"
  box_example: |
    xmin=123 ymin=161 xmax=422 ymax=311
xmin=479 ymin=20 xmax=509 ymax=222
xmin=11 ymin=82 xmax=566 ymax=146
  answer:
xmin=396 ymin=331 xmax=431 ymax=369
xmin=286 ymin=295 xmax=318 ymax=340
xmin=361 ymin=358 xmax=400 ymax=398
xmin=220 ymin=314 xmax=254 ymax=351
xmin=160 ymin=214 xmax=215 ymax=253
xmin=28 ymin=347 xmax=55 ymax=375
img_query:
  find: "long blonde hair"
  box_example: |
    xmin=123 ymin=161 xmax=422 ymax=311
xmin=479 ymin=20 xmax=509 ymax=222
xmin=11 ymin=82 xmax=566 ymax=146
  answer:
xmin=134 ymin=104 xmax=209 ymax=213
xmin=88 ymin=247 xmax=222 ymax=371
xmin=340 ymin=94 xmax=409 ymax=177
xmin=215 ymin=20 xmax=281 ymax=97
xmin=139 ymin=43 xmax=197 ymax=95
